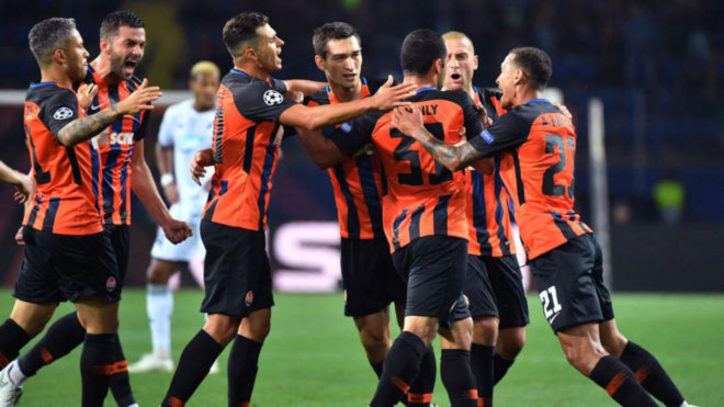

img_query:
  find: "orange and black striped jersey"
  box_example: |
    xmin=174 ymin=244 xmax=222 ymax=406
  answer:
xmin=22 ymin=82 xmax=103 ymax=235
xmin=329 ymin=88 xmax=484 ymax=252
xmin=469 ymin=99 xmax=592 ymax=259
xmin=465 ymin=87 xmax=515 ymax=258
xmin=83 ymin=64 xmax=149 ymax=225
xmin=202 ymin=68 xmax=296 ymax=230
xmin=305 ymin=77 xmax=387 ymax=240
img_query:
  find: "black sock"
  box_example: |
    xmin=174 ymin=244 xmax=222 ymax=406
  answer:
xmin=18 ymin=312 xmax=85 ymax=377
xmin=589 ymin=355 xmax=658 ymax=407
xmin=108 ymin=335 xmax=136 ymax=407
xmin=162 ymin=330 xmax=223 ymax=406
xmin=80 ymin=333 xmax=116 ymax=407
xmin=470 ymin=344 xmax=495 ymax=406
xmin=370 ymin=332 xmax=426 ymax=407
xmin=0 ymin=319 xmax=31 ymax=369
xmin=492 ymin=353 xmax=515 ymax=385
xmin=370 ymin=360 xmax=384 ymax=379
xmin=408 ymin=347 xmax=436 ymax=407
xmin=227 ymin=335 xmax=263 ymax=406
xmin=619 ymin=341 xmax=685 ymax=407
xmin=441 ymin=349 xmax=478 ymax=407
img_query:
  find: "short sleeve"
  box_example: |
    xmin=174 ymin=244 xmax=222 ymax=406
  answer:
xmin=324 ymin=113 xmax=378 ymax=156
xmin=468 ymin=109 xmax=531 ymax=156
xmin=157 ymin=107 xmax=175 ymax=147
xmin=235 ymin=80 xmax=297 ymax=122
xmin=39 ymin=88 xmax=80 ymax=137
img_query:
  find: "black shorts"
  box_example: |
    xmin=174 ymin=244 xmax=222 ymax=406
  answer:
xmin=200 ymin=220 xmax=274 ymax=318
xmin=341 ymin=237 xmax=406 ymax=317
xmin=104 ymin=224 xmax=129 ymax=287
xmin=392 ymin=236 xmax=470 ymax=329
xmin=13 ymin=226 xmax=120 ymax=304
xmin=529 ymin=233 xmax=614 ymax=333
xmin=466 ymin=255 xmax=529 ymax=329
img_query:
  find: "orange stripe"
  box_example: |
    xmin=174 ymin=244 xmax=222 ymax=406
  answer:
xmin=41 ymin=347 xmax=53 ymax=363
xmin=465 ymin=389 xmax=478 ymax=400
xmin=478 ymin=396 xmax=492 ymax=406
xmin=237 ymin=402 xmax=249 ymax=407
xmin=166 ymin=396 xmax=185 ymax=407
xmin=408 ymin=392 xmax=433 ymax=403
xmin=605 ymin=371 xmax=627 ymax=396
xmin=92 ymin=360 xmax=129 ymax=375
xmin=391 ymin=376 xmax=410 ymax=394
xmin=635 ymin=367 xmax=649 ymax=384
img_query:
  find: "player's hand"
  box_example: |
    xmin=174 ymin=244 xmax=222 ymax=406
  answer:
xmin=13 ymin=173 xmax=34 ymax=204
xmin=115 ymin=78 xmax=162 ymax=115
xmin=391 ymin=105 xmax=425 ymax=139
xmin=77 ymin=83 xmax=98 ymax=110
xmin=476 ymin=101 xmax=493 ymax=129
xmin=14 ymin=226 xmax=24 ymax=246
xmin=369 ymin=75 xmax=417 ymax=111
xmin=163 ymin=183 xmax=179 ymax=205
xmin=553 ymin=102 xmax=573 ymax=120
xmin=190 ymin=148 xmax=214 ymax=186
xmin=161 ymin=219 xmax=193 ymax=244
xmin=285 ymin=90 xmax=304 ymax=103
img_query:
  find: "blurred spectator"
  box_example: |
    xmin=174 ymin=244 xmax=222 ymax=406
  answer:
xmin=653 ymin=172 xmax=686 ymax=225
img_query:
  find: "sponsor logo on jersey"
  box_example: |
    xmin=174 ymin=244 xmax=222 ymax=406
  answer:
xmin=110 ymin=132 xmax=135 ymax=145
xmin=53 ymin=106 xmax=74 ymax=120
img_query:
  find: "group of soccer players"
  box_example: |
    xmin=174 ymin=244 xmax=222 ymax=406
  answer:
xmin=0 ymin=9 xmax=698 ymax=407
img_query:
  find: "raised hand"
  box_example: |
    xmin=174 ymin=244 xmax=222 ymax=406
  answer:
xmin=369 ymin=75 xmax=417 ymax=111
xmin=116 ymin=78 xmax=162 ymax=115
xmin=77 ymin=83 xmax=98 ymax=110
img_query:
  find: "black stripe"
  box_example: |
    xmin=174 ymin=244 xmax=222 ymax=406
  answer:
xmin=26 ymin=200 xmax=41 ymax=227
xmin=243 ymin=125 xmax=256 ymax=172
xmin=42 ymin=197 xmax=61 ymax=232
xmin=355 ymin=156 xmax=384 ymax=236
xmin=65 ymin=146 xmax=82 ymax=185
xmin=108 ymin=85 xmax=123 ymax=133
xmin=550 ymin=213 xmax=577 ymax=240
xmin=512 ymin=150 xmax=525 ymax=204
xmin=332 ymin=164 xmax=360 ymax=239
xmin=392 ymin=210 xmax=408 ymax=251
xmin=408 ymin=205 xmax=425 ymax=242
xmin=204 ymin=198 xmax=219 ymax=221
xmin=433 ymin=195 xmax=451 ymax=235
xmin=213 ymin=106 xmax=224 ymax=163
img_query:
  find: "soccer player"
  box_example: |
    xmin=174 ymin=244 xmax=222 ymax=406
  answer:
xmin=0 ymin=161 xmax=34 ymax=204
xmin=440 ymin=31 xmax=529 ymax=404
xmin=392 ymin=46 xmax=697 ymax=407
xmin=298 ymin=22 xmax=436 ymax=406
xmin=0 ymin=11 xmax=191 ymax=407
xmin=129 ymin=61 xmax=220 ymax=373
xmin=160 ymin=12 xmax=415 ymax=406
xmin=0 ymin=17 xmax=160 ymax=406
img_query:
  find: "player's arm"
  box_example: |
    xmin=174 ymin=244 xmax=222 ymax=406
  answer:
xmin=190 ymin=148 xmax=214 ymax=186
xmin=283 ymin=79 xmax=326 ymax=96
xmin=295 ymin=127 xmax=348 ymax=169
xmin=278 ymin=76 xmax=415 ymax=131
xmin=56 ymin=79 xmax=161 ymax=147
xmin=0 ymin=160 xmax=34 ymax=203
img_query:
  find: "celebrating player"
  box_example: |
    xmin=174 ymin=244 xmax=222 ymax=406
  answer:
xmin=392 ymin=46 xmax=697 ymax=407
xmin=160 ymin=12 xmax=415 ymax=407
xmin=0 ymin=11 xmax=190 ymax=407
xmin=129 ymin=61 xmax=220 ymax=374
xmin=0 ymin=17 xmax=160 ymax=406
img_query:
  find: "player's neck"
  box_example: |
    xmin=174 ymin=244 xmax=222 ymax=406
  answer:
xmin=233 ymin=61 xmax=270 ymax=82
xmin=328 ymin=80 xmax=362 ymax=102
xmin=40 ymin=67 xmax=73 ymax=89
xmin=402 ymin=74 xmax=437 ymax=90
xmin=90 ymin=56 xmax=122 ymax=85
xmin=513 ymin=87 xmax=543 ymax=108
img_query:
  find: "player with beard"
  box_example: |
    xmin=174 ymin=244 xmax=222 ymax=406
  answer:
xmin=0 ymin=11 xmax=190 ymax=407
xmin=0 ymin=17 xmax=161 ymax=406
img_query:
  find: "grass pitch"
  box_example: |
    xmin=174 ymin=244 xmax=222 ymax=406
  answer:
xmin=1 ymin=289 xmax=721 ymax=406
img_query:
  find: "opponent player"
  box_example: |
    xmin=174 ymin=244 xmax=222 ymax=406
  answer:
xmin=129 ymin=61 xmax=220 ymax=373
xmin=0 ymin=11 xmax=190 ymax=407
xmin=392 ymin=46 xmax=696 ymax=407
xmin=0 ymin=17 xmax=160 ymax=406
xmin=160 ymin=12 xmax=415 ymax=406
xmin=441 ymin=31 xmax=529 ymax=404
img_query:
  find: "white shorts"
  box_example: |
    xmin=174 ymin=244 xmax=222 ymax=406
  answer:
xmin=150 ymin=203 xmax=204 ymax=263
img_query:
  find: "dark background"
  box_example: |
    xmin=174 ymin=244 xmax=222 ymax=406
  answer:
xmin=1 ymin=0 xmax=723 ymax=291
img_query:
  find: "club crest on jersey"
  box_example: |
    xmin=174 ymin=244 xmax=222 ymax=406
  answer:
xmin=479 ymin=129 xmax=495 ymax=145
xmin=263 ymin=89 xmax=284 ymax=106
xmin=53 ymin=107 xmax=74 ymax=120
xmin=106 ymin=276 xmax=117 ymax=292
xmin=245 ymin=290 xmax=254 ymax=307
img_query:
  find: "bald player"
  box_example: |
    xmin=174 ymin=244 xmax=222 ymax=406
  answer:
xmin=130 ymin=61 xmax=221 ymax=373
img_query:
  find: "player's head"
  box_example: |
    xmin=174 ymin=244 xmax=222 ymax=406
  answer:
xmin=189 ymin=61 xmax=220 ymax=111
xmin=497 ymin=47 xmax=552 ymax=110
xmin=442 ymin=31 xmax=478 ymax=92
xmin=100 ymin=11 xmax=146 ymax=80
xmin=28 ymin=17 xmax=89 ymax=82
xmin=312 ymin=22 xmax=362 ymax=89
xmin=223 ymin=12 xmax=283 ymax=73
xmin=400 ymin=29 xmax=447 ymax=87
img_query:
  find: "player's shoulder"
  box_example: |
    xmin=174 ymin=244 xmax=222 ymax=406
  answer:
xmin=433 ymin=89 xmax=475 ymax=108
xmin=305 ymin=87 xmax=330 ymax=106
xmin=26 ymin=83 xmax=75 ymax=106
xmin=510 ymin=99 xmax=560 ymax=121
xmin=476 ymin=86 xmax=503 ymax=101
xmin=363 ymin=76 xmax=390 ymax=94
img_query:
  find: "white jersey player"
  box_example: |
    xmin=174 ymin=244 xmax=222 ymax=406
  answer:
xmin=130 ymin=61 xmax=219 ymax=373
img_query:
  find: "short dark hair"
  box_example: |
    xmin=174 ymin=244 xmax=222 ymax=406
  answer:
xmin=28 ymin=17 xmax=77 ymax=67
xmin=400 ymin=29 xmax=446 ymax=75
xmin=510 ymin=47 xmax=552 ymax=90
xmin=312 ymin=22 xmax=360 ymax=58
xmin=223 ymin=12 xmax=269 ymax=57
xmin=100 ymin=11 xmax=145 ymax=40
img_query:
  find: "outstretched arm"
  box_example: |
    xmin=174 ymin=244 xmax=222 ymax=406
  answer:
xmin=0 ymin=160 xmax=34 ymax=203
xmin=296 ymin=128 xmax=348 ymax=169
xmin=283 ymin=79 xmax=326 ymax=96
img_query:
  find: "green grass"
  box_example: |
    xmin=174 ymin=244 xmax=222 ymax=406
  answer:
xmin=1 ymin=289 xmax=722 ymax=406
